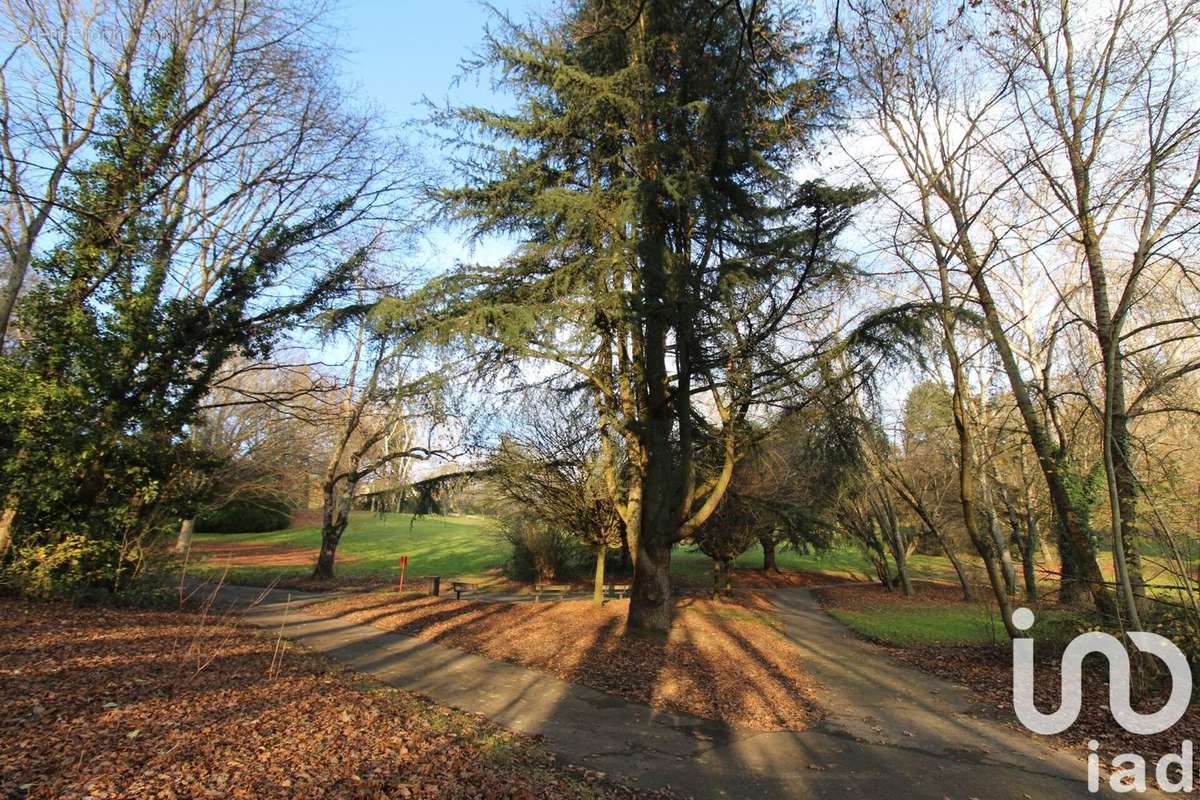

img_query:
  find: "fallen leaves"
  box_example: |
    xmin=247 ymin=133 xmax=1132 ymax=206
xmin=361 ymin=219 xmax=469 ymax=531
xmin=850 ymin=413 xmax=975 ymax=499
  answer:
xmin=305 ymin=592 xmax=823 ymax=731
xmin=0 ymin=600 xmax=665 ymax=800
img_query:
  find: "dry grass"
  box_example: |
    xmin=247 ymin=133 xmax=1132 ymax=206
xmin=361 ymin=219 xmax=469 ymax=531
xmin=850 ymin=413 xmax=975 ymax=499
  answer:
xmin=306 ymin=592 xmax=822 ymax=731
xmin=190 ymin=540 xmax=358 ymax=569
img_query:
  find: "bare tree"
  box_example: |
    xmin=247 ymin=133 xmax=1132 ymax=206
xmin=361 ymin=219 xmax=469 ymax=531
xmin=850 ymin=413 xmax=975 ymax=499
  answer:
xmin=984 ymin=0 xmax=1200 ymax=629
xmin=840 ymin=0 xmax=1119 ymax=625
xmin=173 ymin=357 xmax=330 ymax=553
xmin=488 ymin=392 xmax=623 ymax=605
xmin=0 ymin=0 xmax=413 ymax=556
xmin=311 ymin=310 xmax=448 ymax=581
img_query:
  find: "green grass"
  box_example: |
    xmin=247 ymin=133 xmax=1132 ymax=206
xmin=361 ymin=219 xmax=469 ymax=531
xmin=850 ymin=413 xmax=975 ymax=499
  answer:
xmin=189 ymin=513 xmax=501 ymax=585
xmin=669 ymin=542 xmax=965 ymax=585
xmin=191 ymin=510 xmax=979 ymax=590
xmin=826 ymin=603 xmax=1009 ymax=646
xmin=825 ymin=598 xmax=1087 ymax=647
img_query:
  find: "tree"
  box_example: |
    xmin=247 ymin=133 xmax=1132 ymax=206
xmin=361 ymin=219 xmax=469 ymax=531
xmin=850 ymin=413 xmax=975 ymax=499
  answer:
xmin=173 ymin=358 xmax=329 ymax=553
xmin=874 ymin=383 xmax=977 ymax=600
xmin=985 ymin=0 xmax=1200 ymax=629
xmin=0 ymin=45 xmax=383 ymax=593
xmin=0 ymin=0 xmax=394 ymax=348
xmin=487 ymin=392 xmax=623 ymax=605
xmin=840 ymin=0 xmax=1119 ymax=624
xmin=426 ymin=0 xmax=872 ymax=632
xmin=310 ymin=306 xmax=447 ymax=581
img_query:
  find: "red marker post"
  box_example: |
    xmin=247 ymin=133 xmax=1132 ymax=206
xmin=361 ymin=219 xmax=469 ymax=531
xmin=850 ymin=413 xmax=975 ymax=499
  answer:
xmin=397 ymin=555 xmax=409 ymax=593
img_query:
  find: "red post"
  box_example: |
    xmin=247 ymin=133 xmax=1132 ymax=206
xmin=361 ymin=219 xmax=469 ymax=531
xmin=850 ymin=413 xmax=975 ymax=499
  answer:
xmin=397 ymin=555 xmax=409 ymax=593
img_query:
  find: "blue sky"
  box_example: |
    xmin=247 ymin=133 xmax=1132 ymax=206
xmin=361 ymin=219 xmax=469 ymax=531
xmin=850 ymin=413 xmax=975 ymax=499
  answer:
xmin=335 ymin=1 xmax=537 ymax=271
xmin=336 ymin=0 xmax=532 ymax=129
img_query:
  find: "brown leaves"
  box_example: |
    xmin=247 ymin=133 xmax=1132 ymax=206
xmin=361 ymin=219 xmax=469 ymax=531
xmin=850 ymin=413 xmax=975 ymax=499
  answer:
xmin=306 ymin=592 xmax=823 ymax=731
xmin=0 ymin=600 xmax=661 ymax=800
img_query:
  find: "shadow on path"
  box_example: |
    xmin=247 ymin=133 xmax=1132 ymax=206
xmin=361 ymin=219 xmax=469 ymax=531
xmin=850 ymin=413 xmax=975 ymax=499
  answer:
xmin=195 ymin=579 xmax=1142 ymax=799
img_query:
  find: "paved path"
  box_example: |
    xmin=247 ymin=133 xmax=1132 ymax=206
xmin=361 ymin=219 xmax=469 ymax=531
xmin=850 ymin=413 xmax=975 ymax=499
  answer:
xmin=203 ymin=581 xmax=1129 ymax=799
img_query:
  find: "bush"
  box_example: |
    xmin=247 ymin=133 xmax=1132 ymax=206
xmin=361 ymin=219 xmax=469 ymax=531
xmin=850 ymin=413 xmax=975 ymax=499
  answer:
xmin=3 ymin=534 xmax=127 ymax=601
xmin=499 ymin=515 xmax=586 ymax=582
xmin=1 ymin=533 xmax=180 ymax=606
xmin=195 ymin=498 xmax=291 ymax=534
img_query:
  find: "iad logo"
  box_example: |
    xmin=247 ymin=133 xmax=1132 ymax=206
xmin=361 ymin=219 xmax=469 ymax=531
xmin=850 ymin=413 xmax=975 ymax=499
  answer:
xmin=1011 ymin=607 xmax=1191 ymax=735
xmin=1011 ymin=607 xmax=1195 ymax=793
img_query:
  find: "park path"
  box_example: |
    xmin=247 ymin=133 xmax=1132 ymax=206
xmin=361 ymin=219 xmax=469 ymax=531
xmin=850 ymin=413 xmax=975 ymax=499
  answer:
xmin=203 ymin=581 xmax=1131 ymax=799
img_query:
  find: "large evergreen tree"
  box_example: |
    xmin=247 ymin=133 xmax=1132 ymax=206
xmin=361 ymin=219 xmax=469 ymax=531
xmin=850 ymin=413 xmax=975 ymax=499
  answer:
xmin=424 ymin=0 xmax=869 ymax=631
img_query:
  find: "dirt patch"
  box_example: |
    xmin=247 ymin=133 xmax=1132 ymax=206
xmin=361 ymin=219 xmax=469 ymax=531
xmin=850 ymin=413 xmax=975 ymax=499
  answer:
xmin=288 ymin=508 xmax=324 ymax=528
xmin=812 ymin=579 xmax=976 ymax=609
xmin=190 ymin=540 xmax=355 ymax=569
xmin=305 ymin=591 xmax=822 ymax=731
xmin=0 ymin=600 xmax=662 ymax=800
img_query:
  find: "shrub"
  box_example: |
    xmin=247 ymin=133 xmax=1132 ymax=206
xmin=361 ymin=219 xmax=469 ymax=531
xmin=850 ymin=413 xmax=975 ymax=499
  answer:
xmin=499 ymin=515 xmax=586 ymax=582
xmin=3 ymin=534 xmax=127 ymax=601
xmin=196 ymin=498 xmax=291 ymax=534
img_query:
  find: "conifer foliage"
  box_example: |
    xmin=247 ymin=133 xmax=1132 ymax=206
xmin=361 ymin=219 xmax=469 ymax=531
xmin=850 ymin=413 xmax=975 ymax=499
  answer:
xmin=429 ymin=0 xmax=868 ymax=630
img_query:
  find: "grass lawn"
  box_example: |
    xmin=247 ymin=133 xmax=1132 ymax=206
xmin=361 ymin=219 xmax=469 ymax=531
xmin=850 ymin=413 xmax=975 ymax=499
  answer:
xmin=670 ymin=543 xmax=965 ymax=585
xmin=825 ymin=602 xmax=1009 ymax=646
xmin=191 ymin=510 xmax=923 ymax=588
xmin=195 ymin=510 xmax=1148 ymax=610
xmin=812 ymin=582 xmax=1086 ymax=647
xmin=189 ymin=513 xmax=502 ymax=586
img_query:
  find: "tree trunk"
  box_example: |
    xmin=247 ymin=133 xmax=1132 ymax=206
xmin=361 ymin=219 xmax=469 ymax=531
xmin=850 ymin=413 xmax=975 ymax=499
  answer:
xmin=1058 ymin=522 xmax=1084 ymax=605
xmin=313 ymin=480 xmax=352 ymax=581
xmin=0 ymin=249 xmax=31 ymax=349
xmin=893 ymin=544 xmax=914 ymax=597
xmin=1010 ymin=500 xmax=1039 ymax=602
xmin=1019 ymin=538 xmax=1038 ymax=601
xmin=946 ymin=344 xmax=1019 ymax=638
xmin=761 ymin=535 xmax=779 ymax=572
xmin=935 ymin=531 xmax=973 ymax=601
xmin=959 ymin=235 xmax=1117 ymax=619
xmin=174 ymin=517 xmax=196 ymax=554
xmin=593 ymin=543 xmax=606 ymax=606
xmin=628 ymin=533 xmax=672 ymax=632
xmin=0 ymin=501 xmax=16 ymax=559
xmin=986 ymin=508 xmax=1017 ymax=596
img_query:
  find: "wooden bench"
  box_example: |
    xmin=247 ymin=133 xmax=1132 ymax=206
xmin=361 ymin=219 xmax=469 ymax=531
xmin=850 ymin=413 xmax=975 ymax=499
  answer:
xmin=606 ymin=583 xmax=631 ymax=599
xmin=532 ymin=583 xmax=571 ymax=602
xmin=451 ymin=581 xmax=477 ymax=600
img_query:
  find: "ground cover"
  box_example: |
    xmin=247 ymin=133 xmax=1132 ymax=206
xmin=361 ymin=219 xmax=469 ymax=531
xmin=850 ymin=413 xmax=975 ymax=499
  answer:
xmin=304 ymin=591 xmax=823 ymax=731
xmin=0 ymin=599 xmax=662 ymax=800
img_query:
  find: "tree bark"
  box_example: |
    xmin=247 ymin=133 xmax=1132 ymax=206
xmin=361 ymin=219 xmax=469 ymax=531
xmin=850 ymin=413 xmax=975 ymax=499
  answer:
xmin=940 ymin=535 xmax=975 ymax=602
xmin=174 ymin=517 xmax=196 ymax=554
xmin=0 ymin=250 xmax=31 ymax=348
xmin=629 ymin=535 xmax=672 ymax=631
xmin=0 ymin=502 xmax=15 ymax=559
xmin=760 ymin=535 xmax=779 ymax=572
xmin=961 ymin=252 xmax=1116 ymax=619
xmin=985 ymin=507 xmax=1017 ymax=596
xmin=593 ymin=543 xmax=606 ymax=606
xmin=314 ymin=479 xmax=354 ymax=581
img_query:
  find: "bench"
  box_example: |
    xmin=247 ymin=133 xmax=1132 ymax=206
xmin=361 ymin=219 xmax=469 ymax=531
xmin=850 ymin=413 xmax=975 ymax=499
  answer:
xmin=532 ymin=583 xmax=571 ymax=602
xmin=451 ymin=581 xmax=477 ymax=600
xmin=606 ymin=583 xmax=631 ymax=599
